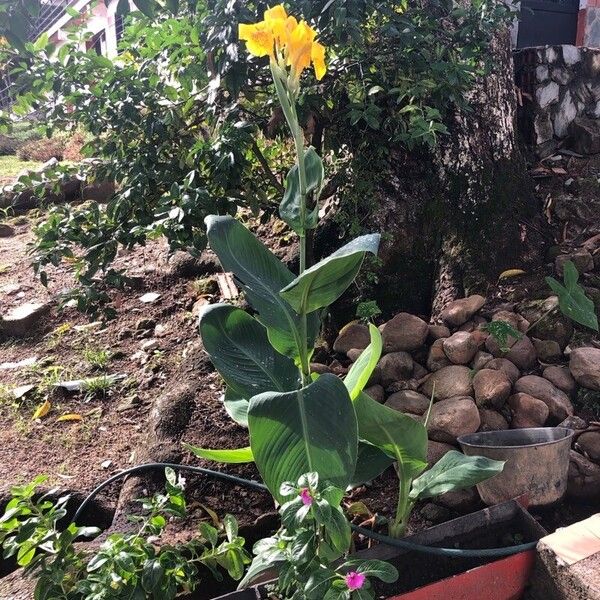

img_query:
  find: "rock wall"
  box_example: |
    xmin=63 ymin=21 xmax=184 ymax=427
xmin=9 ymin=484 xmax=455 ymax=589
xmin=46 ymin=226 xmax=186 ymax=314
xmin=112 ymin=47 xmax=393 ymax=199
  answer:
xmin=514 ymin=45 xmax=600 ymax=157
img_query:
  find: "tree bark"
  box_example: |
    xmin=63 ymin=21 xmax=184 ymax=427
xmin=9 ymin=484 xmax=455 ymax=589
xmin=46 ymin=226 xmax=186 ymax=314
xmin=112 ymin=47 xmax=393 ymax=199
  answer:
xmin=367 ymin=28 xmax=546 ymax=322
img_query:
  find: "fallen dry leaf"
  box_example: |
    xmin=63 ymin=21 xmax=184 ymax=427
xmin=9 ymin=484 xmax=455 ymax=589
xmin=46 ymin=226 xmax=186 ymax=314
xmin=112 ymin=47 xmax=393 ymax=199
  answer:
xmin=498 ymin=269 xmax=527 ymax=280
xmin=57 ymin=413 xmax=83 ymax=422
xmin=32 ymin=399 xmax=51 ymax=420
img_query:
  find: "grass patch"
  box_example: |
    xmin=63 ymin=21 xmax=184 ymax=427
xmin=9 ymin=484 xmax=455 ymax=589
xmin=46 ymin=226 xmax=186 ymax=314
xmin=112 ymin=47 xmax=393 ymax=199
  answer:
xmin=0 ymin=155 xmax=43 ymax=179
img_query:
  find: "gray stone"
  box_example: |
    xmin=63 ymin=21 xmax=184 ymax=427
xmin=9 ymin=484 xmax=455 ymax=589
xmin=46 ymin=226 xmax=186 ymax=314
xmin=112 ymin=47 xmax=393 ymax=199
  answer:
xmin=0 ymin=223 xmax=15 ymax=237
xmin=420 ymin=503 xmax=451 ymax=524
xmin=427 ymin=397 xmax=480 ymax=443
xmin=532 ymin=338 xmax=562 ymax=362
xmin=440 ymin=295 xmax=485 ymax=327
xmin=570 ymin=347 xmax=600 ymax=391
xmin=0 ymin=302 xmax=50 ymax=337
xmin=443 ymin=331 xmax=478 ymax=365
xmin=555 ymin=251 xmax=594 ymax=275
xmin=478 ymin=408 xmax=509 ymax=432
xmin=505 ymin=336 xmax=538 ymax=371
xmin=535 ymin=65 xmax=549 ymax=81
xmin=514 ymin=375 xmax=574 ymax=421
xmin=508 ymin=392 xmax=549 ymax=428
xmin=473 ymin=369 xmax=512 ymax=408
xmin=553 ymin=90 xmax=577 ymax=138
xmin=485 ymin=358 xmax=521 ymax=385
xmin=559 ymin=415 xmax=588 ymax=430
xmin=382 ymin=312 xmax=429 ymax=352
xmin=568 ymin=116 xmax=600 ymax=155
xmin=471 ymin=351 xmax=493 ymax=371
xmin=543 ymin=365 xmax=576 ymax=396
xmin=333 ymin=322 xmax=370 ymax=355
xmin=436 ymin=487 xmax=480 ymax=513
xmin=533 ymin=112 xmax=554 ymax=145
xmin=536 ymin=82 xmax=560 ymax=109
xmin=550 ymin=66 xmax=571 ymax=86
xmin=379 ymin=352 xmax=414 ymax=387
xmin=385 ymin=390 xmax=430 ymax=415
xmin=567 ymin=450 xmax=600 ymax=501
xmin=545 ymin=47 xmax=558 ymax=63
xmin=562 ymin=45 xmax=581 ymax=66
xmin=426 ymin=338 xmax=452 ymax=372
xmin=428 ymin=324 xmax=450 ymax=340
xmin=577 ymin=431 xmax=600 ymax=464
xmin=421 ymin=365 xmax=474 ymax=400
xmin=427 ymin=440 xmax=455 ymax=466
xmin=364 ymin=384 xmax=384 ymax=403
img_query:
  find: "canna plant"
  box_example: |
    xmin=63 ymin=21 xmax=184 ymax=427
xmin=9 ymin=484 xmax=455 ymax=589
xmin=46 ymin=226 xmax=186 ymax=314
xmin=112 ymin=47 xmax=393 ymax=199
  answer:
xmin=186 ymin=4 xmax=503 ymax=538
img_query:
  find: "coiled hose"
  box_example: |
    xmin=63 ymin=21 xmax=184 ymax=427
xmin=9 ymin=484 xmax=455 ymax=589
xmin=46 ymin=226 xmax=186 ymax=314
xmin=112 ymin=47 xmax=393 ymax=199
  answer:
xmin=73 ymin=462 xmax=537 ymax=558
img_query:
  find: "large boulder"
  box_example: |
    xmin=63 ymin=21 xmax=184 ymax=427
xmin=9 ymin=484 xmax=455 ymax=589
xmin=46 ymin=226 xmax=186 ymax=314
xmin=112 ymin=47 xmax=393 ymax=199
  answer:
xmin=542 ymin=365 xmax=576 ymax=396
xmin=426 ymin=339 xmax=452 ymax=372
xmin=568 ymin=116 xmax=600 ymax=155
xmin=508 ymin=393 xmax=550 ymax=428
xmin=379 ymin=352 xmax=414 ymax=387
xmin=440 ymin=295 xmax=485 ymax=327
xmin=421 ymin=365 xmax=474 ymax=400
xmin=472 ymin=369 xmax=511 ymax=408
xmin=333 ymin=322 xmax=371 ymax=355
xmin=478 ymin=408 xmax=509 ymax=431
xmin=427 ymin=440 xmax=455 ymax=466
xmin=385 ymin=390 xmax=430 ymax=415
xmin=382 ymin=313 xmax=429 ymax=352
xmin=485 ymin=358 xmax=520 ymax=385
xmin=569 ymin=347 xmax=600 ymax=391
xmin=513 ymin=375 xmax=574 ymax=421
xmin=427 ymin=397 xmax=480 ymax=443
xmin=442 ymin=332 xmax=478 ymax=365
xmin=505 ymin=336 xmax=538 ymax=370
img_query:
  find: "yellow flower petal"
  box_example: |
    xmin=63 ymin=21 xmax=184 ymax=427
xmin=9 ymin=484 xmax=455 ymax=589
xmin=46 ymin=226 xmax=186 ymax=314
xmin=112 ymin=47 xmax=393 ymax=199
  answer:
xmin=288 ymin=21 xmax=315 ymax=76
xmin=238 ymin=22 xmax=274 ymax=58
xmin=264 ymin=5 xmax=288 ymax=22
xmin=311 ymin=41 xmax=326 ymax=80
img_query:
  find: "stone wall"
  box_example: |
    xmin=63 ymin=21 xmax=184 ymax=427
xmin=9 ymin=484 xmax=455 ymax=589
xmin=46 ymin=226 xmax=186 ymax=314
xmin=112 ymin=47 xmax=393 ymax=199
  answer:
xmin=514 ymin=45 xmax=600 ymax=157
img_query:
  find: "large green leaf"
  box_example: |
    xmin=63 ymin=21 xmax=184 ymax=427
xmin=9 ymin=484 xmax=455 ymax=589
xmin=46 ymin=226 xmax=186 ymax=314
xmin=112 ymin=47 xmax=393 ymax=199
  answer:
xmin=353 ymin=392 xmax=427 ymax=482
xmin=344 ymin=324 xmax=382 ymax=401
xmin=351 ymin=442 xmax=395 ymax=487
xmin=279 ymin=147 xmax=323 ymax=236
xmin=248 ymin=374 xmax=358 ymax=504
xmin=280 ymin=234 xmax=380 ymax=314
xmin=410 ymin=451 xmax=504 ymax=501
xmin=205 ymin=215 xmax=320 ymax=359
xmin=183 ymin=444 xmax=254 ymax=464
xmin=198 ymin=304 xmax=299 ymax=426
xmin=546 ymin=260 xmax=598 ymax=331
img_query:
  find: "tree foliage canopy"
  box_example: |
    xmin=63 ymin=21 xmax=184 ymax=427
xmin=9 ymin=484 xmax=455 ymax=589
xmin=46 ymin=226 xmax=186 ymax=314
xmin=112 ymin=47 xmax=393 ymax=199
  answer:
xmin=0 ymin=0 xmax=513 ymax=314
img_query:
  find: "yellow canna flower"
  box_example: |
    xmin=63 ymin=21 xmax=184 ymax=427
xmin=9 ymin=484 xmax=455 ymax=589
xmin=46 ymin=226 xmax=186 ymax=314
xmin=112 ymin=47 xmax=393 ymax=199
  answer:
xmin=238 ymin=4 xmax=327 ymax=82
xmin=238 ymin=21 xmax=275 ymax=58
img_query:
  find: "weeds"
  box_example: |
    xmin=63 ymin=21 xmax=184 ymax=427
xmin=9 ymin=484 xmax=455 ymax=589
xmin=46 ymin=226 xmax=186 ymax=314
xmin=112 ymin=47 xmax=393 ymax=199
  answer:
xmin=83 ymin=347 xmax=110 ymax=371
xmin=82 ymin=375 xmax=114 ymax=401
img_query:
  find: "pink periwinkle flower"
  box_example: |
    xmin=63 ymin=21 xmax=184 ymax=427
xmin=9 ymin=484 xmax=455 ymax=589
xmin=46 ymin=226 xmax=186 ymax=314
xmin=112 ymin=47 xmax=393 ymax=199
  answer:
xmin=299 ymin=487 xmax=313 ymax=506
xmin=345 ymin=571 xmax=366 ymax=591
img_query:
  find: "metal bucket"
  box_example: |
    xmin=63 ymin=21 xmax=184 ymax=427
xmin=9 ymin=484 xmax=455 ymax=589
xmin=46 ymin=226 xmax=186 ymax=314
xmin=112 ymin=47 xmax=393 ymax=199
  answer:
xmin=457 ymin=427 xmax=574 ymax=507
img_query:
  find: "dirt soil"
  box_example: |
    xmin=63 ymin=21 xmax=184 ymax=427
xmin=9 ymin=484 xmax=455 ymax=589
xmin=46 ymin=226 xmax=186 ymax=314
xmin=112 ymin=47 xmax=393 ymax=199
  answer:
xmin=1 ymin=153 xmax=599 ymax=593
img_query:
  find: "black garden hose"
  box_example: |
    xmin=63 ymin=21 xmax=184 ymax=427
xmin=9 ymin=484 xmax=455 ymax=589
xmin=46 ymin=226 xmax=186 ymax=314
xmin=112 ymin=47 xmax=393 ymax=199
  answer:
xmin=73 ymin=462 xmax=538 ymax=558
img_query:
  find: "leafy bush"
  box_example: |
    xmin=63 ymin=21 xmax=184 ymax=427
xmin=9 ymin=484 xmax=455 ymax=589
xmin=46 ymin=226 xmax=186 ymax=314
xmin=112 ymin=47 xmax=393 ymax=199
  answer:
xmin=0 ymin=469 xmax=250 ymax=599
xmin=0 ymin=0 xmax=513 ymax=314
xmin=0 ymin=121 xmax=42 ymax=155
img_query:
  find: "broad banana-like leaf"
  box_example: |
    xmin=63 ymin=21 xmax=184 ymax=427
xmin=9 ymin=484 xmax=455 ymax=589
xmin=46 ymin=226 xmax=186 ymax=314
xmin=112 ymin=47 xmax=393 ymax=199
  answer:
xmin=222 ymin=387 xmax=250 ymax=427
xmin=344 ymin=323 xmax=382 ymax=401
xmin=351 ymin=441 xmax=395 ymax=487
xmin=248 ymin=373 xmax=358 ymax=504
xmin=183 ymin=443 xmax=254 ymax=464
xmin=205 ymin=215 xmax=320 ymax=358
xmin=353 ymin=392 xmax=427 ymax=482
xmin=546 ymin=260 xmax=598 ymax=332
xmin=280 ymin=234 xmax=380 ymax=314
xmin=410 ymin=451 xmax=504 ymax=501
xmin=279 ymin=147 xmax=323 ymax=236
xmin=198 ymin=304 xmax=299 ymax=426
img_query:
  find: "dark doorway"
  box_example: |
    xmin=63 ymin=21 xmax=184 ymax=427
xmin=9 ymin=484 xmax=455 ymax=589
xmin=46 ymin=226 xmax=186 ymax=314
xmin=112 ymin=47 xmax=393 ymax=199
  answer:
xmin=517 ymin=0 xmax=579 ymax=48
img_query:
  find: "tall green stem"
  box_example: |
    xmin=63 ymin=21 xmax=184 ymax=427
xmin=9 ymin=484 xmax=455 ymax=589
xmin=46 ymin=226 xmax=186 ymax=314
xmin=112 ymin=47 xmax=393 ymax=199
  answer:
xmin=390 ymin=470 xmax=413 ymax=538
xmin=271 ymin=65 xmax=311 ymax=385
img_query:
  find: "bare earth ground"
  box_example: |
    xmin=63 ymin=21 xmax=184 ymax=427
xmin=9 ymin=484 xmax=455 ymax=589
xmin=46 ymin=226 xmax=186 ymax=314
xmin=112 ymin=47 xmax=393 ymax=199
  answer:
xmin=0 ymin=154 xmax=599 ymax=596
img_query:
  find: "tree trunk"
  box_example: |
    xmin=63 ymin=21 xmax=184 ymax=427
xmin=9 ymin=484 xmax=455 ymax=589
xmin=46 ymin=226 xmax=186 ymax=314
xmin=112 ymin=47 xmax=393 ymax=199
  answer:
xmin=367 ymin=28 xmax=546 ymax=322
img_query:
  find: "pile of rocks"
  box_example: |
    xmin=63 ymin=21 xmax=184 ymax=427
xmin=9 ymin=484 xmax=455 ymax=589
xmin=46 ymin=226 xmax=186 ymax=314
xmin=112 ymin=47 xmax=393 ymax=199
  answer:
xmin=329 ymin=294 xmax=600 ymax=501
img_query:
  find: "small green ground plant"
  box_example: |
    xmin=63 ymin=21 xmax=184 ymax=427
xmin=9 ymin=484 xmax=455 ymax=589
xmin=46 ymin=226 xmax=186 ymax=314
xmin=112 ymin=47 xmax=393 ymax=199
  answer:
xmin=0 ymin=469 xmax=249 ymax=599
